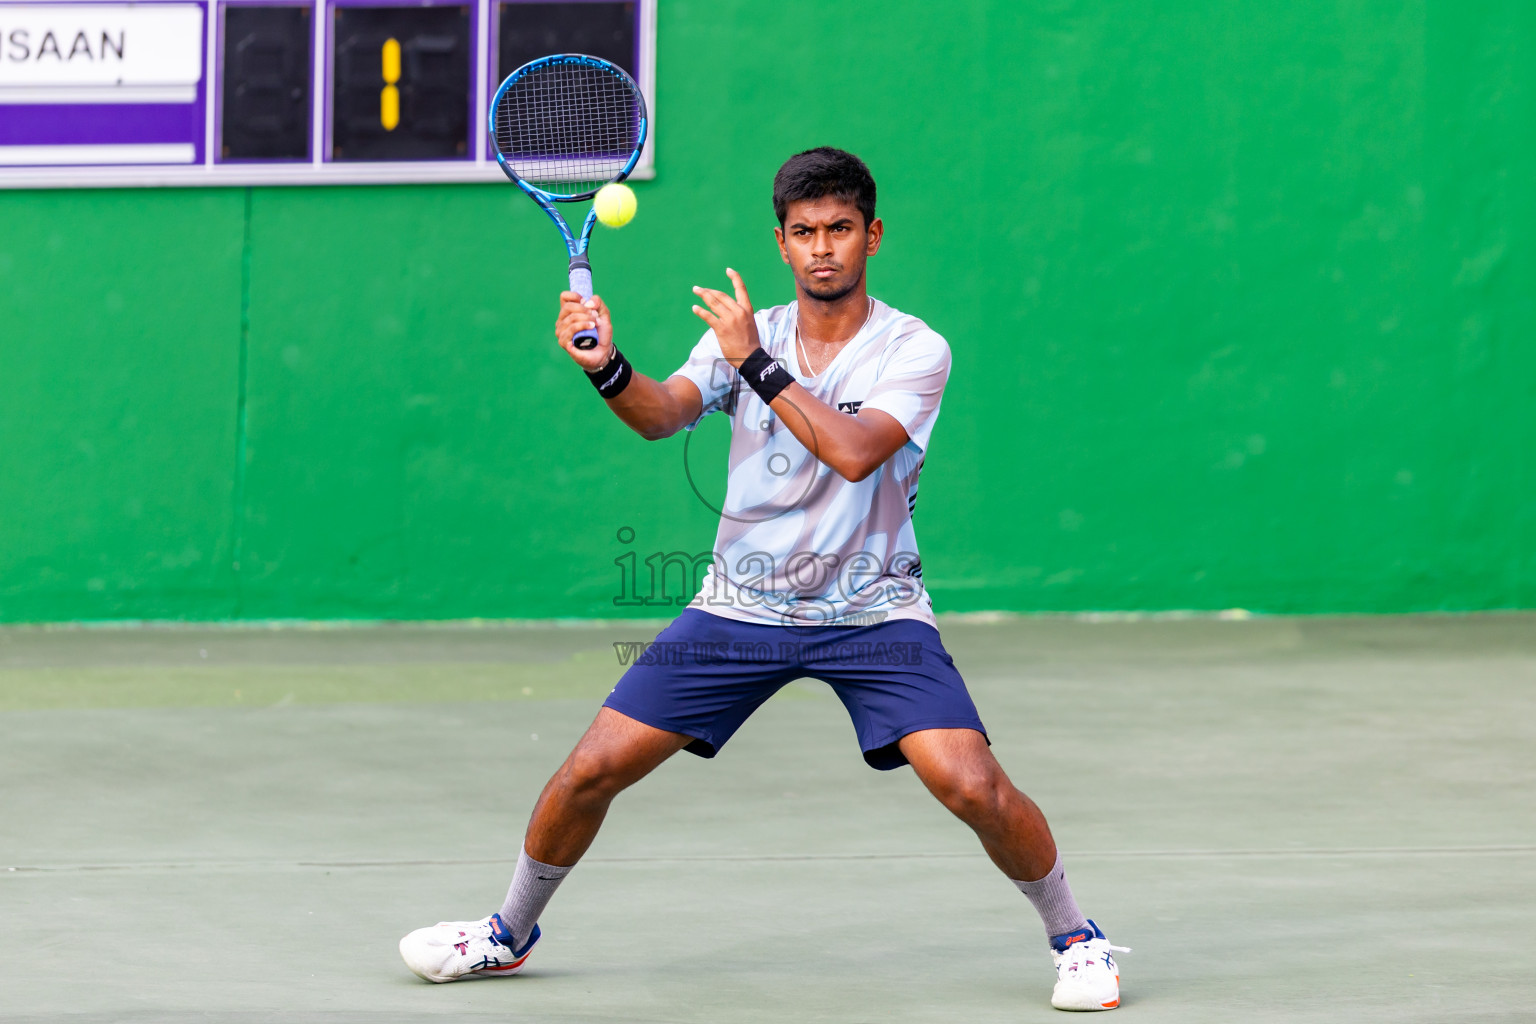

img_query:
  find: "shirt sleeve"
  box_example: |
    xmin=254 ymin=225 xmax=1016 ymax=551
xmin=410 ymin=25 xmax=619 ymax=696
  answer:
xmin=667 ymin=328 xmax=735 ymax=430
xmin=859 ymin=329 xmax=951 ymax=452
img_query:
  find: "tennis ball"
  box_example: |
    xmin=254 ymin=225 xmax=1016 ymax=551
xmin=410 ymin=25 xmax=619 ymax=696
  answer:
xmin=594 ymin=183 xmax=637 ymax=228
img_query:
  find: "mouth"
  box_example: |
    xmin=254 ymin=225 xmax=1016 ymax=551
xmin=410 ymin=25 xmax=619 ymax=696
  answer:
xmin=808 ymin=265 xmax=840 ymax=279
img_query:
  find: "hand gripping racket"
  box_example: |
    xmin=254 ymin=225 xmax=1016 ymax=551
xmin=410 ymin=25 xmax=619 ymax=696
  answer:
xmin=489 ymin=54 xmax=648 ymax=350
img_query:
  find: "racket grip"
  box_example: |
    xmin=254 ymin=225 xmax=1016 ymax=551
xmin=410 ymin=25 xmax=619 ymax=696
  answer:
xmin=569 ymin=254 xmax=598 ymax=351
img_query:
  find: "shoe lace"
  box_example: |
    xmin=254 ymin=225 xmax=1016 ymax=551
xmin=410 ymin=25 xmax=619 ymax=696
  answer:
xmin=1058 ymin=937 xmax=1131 ymax=968
xmin=438 ymin=921 xmax=493 ymax=950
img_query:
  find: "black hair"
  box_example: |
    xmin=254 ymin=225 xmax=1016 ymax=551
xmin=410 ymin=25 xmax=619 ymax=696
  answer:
xmin=772 ymin=147 xmax=877 ymax=228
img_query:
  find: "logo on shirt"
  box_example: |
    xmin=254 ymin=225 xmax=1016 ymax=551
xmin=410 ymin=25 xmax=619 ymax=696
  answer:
xmin=837 ymin=401 xmax=863 ymax=415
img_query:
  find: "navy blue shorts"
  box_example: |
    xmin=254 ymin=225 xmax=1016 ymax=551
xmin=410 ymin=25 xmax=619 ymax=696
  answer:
xmin=602 ymin=609 xmax=987 ymax=771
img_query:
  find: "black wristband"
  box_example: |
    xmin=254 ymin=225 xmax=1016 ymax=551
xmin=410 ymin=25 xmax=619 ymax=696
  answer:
xmin=585 ymin=346 xmax=633 ymax=400
xmin=738 ymin=347 xmax=795 ymax=404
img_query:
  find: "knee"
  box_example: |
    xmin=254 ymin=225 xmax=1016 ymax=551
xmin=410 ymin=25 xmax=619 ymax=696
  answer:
xmin=559 ymin=745 xmax=632 ymax=803
xmin=932 ymin=768 xmax=1009 ymax=825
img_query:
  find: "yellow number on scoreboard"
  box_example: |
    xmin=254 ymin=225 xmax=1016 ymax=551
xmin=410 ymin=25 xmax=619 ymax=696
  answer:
xmin=380 ymin=37 xmax=401 ymax=131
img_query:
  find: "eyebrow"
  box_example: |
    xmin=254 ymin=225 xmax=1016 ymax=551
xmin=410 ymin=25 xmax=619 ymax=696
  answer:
xmin=789 ymin=218 xmax=855 ymax=230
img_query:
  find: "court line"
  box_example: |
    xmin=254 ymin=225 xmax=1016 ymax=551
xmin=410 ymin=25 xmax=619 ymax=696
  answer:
xmin=5 ymin=844 xmax=1535 ymax=875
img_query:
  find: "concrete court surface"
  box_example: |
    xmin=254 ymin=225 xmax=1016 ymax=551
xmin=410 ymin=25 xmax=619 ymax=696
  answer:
xmin=0 ymin=614 xmax=1532 ymax=1023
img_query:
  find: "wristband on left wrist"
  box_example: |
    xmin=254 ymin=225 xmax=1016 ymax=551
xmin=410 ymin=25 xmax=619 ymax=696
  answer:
xmin=738 ymin=346 xmax=795 ymax=404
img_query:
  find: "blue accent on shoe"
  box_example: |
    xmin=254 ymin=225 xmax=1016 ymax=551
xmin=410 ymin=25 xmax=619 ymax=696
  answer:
xmin=511 ymin=922 xmax=541 ymax=958
xmin=487 ymin=913 xmax=515 ymax=947
xmin=1049 ymin=918 xmax=1105 ymax=952
xmin=488 ymin=914 xmax=541 ymax=956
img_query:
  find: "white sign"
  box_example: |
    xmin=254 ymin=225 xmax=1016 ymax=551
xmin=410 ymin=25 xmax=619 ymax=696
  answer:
xmin=0 ymin=4 xmax=203 ymax=102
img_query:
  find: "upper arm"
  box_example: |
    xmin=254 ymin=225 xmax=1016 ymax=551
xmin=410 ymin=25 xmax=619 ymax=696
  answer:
xmin=847 ymin=407 xmax=913 ymax=480
xmin=663 ymin=375 xmax=706 ymax=436
xmin=857 ymin=330 xmax=951 ymax=454
xmin=666 ymin=326 xmax=735 ymax=430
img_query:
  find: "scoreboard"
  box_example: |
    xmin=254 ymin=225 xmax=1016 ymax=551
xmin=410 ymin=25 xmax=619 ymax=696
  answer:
xmin=0 ymin=0 xmax=654 ymax=188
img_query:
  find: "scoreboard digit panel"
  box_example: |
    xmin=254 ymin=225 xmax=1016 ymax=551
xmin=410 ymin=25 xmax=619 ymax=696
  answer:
xmin=0 ymin=0 xmax=654 ymax=188
xmin=497 ymin=1 xmax=635 ymax=82
xmin=331 ymin=4 xmax=471 ymax=161
xmin=221 ymin=4 xmax=311 ymax=160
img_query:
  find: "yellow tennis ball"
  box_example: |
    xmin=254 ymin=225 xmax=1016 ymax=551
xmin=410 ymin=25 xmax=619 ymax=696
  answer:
xmin=594 ymin=183 xmax=637 ymax=228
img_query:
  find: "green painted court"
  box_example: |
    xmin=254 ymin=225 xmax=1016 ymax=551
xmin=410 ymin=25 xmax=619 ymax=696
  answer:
xmin=3 ymin=614 xmax=1531 ymax=1022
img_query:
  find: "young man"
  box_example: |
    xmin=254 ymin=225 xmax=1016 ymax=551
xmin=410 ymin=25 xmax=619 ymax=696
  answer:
xmin=400 ymin=148 xmax=1127 ymax=1011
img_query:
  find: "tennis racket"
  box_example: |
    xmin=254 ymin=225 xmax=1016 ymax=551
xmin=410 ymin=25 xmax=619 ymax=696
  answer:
xmin=489 ymin=54 xmax=648 ymax=350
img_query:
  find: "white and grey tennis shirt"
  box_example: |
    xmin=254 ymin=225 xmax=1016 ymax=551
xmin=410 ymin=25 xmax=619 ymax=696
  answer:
xmin=669 ymin=298 xmax=950 ymax=628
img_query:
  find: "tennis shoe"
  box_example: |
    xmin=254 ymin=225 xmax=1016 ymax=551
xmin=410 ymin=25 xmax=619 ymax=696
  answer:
xmin=399 ymin=913 xmax=540 ymax=983
xmin=1049 ymin=920 xmax=1128 ymax=1011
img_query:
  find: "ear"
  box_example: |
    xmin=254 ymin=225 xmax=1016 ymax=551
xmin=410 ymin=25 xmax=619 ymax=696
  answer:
xmin=865 ymin=217 xmax=883 ymax=257
xmin=774 ymin=225 xmax=790 ymax=265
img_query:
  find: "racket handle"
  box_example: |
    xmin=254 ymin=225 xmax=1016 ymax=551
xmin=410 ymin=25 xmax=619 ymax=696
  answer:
xmin=569 ymin=254 xmax=598 ymax=350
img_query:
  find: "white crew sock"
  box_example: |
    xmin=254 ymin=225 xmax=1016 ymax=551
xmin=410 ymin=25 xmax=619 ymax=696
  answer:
xmin=497 ymin=847 xmax=574 ymax=949
xmin=1012 ymin=851 xmax=1088 ymax=941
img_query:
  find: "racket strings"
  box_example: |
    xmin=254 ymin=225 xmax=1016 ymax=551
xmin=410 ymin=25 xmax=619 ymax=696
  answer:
xmin=493 ymin=58 xmax=643 ymax=197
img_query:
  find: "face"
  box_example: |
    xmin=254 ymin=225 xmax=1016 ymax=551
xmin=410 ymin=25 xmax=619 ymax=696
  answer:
xmin=774 ymin=196 xmax=883 ymax=303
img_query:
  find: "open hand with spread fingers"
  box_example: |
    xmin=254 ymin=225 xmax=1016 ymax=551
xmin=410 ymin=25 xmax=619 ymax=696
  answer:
xmin=691 ymin=268 xmax=762 ymax=363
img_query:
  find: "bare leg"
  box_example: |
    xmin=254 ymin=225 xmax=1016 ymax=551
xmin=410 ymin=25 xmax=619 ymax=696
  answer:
xmin=398 ymin=709 xmax=693 ymax=981
xmin=897 ymin=728 xmax=1058 ymax=881
xmin=523 ymin=707 xmax=693 ymax=866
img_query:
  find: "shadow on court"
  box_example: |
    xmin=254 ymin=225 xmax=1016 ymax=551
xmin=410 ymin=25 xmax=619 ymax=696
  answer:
xmin=1 ymin=615 xmax=1532 ymax=1023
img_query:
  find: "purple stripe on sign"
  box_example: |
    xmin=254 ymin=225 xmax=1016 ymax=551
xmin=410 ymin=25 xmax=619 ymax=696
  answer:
xmin=0 ymin=105 xmax=203 ymax=147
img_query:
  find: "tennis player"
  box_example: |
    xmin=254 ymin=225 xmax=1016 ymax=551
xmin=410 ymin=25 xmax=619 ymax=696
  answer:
xmin=400 ymin=147 xmax=1127 ymax=1011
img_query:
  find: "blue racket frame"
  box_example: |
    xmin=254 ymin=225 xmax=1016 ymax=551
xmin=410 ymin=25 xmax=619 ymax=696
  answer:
xmin=488 ymin=54 xmax=649 ymax=349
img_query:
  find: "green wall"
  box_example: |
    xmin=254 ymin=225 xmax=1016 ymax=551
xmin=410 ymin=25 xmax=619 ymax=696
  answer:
xmin=1 ymin=0 xmax=1532 ymax=622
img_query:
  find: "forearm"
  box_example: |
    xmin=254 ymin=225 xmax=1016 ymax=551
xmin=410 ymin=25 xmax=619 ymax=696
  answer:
xmin=767 ymin=382 xmax=898 ymax=482
xmin=601 ymin=371 xmax=692 ymax=440
xmin=685 ymin=272 xmax=907 ymax=478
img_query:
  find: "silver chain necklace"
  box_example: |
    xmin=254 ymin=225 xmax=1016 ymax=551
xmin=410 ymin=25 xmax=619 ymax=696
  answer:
xmin=795 ymin=296 xmax=873 ymax=376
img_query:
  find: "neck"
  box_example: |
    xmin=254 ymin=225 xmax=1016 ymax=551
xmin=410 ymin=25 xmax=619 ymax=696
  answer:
xmin=795 ymin=276 xmax=870 ymax=345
